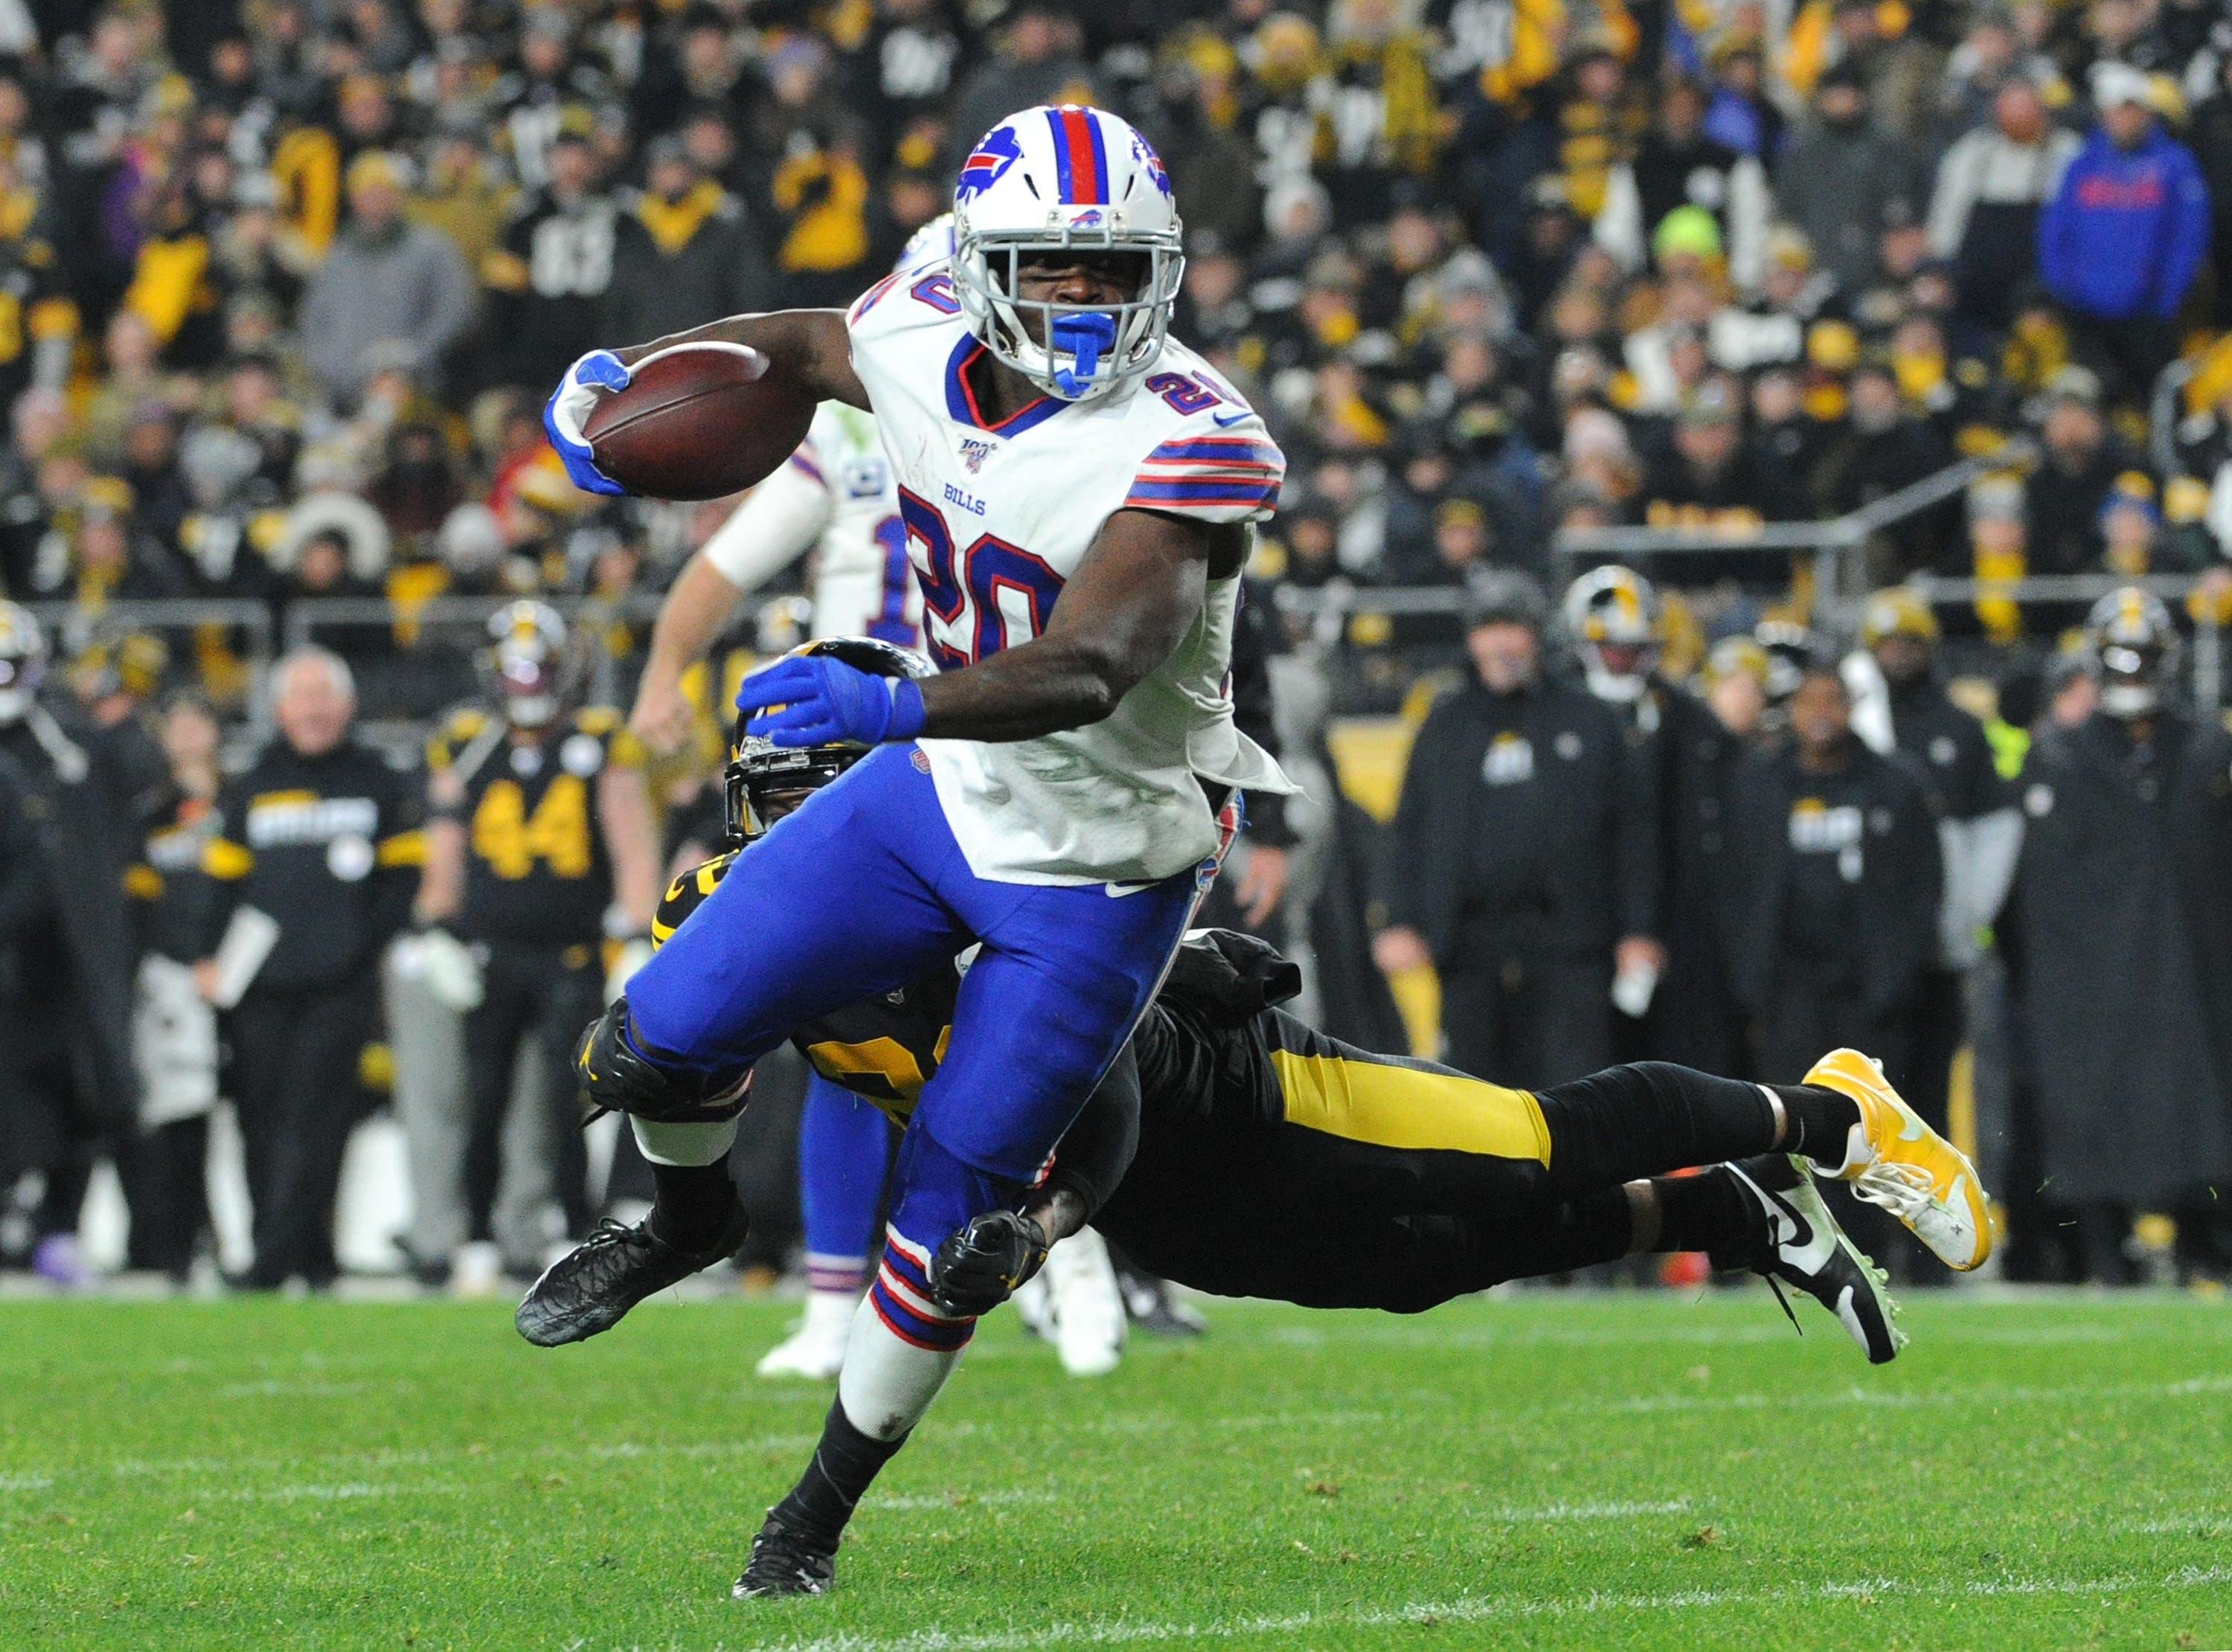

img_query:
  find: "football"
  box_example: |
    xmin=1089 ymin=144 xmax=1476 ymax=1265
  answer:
xmin=582 ymin=341 xmax=817 ymax=501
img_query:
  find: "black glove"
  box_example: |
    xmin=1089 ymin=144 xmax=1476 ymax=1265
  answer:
xmin=927 ymin=1209 xmax=1050 ymax=1317
xmin=574 ymin=997 xmax=752 ymax=1124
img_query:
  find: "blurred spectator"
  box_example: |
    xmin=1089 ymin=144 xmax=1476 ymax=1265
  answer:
xmin=298 ymin=152 xmax=475 ymax=402
xmin=1720 ymin=657 xmax=1942 ymax=1088
xmin=1374 ymin=573 xmax=1659 ymax=1086
xmin=1594 ymin=77 xmax=1770 ymax=292
xmin=1927 ymin=79 xmax=2079 ymax=333
xmin=1564 ymin=567 xmax=1748 ymax=1073
xmin=1851 ymin=588 xmax=2018 ymax=1273
xmin=603 ymin=135 xmax=772 ymax=347
xmin=117 ymin=692 xmax=225 ymax=1282
xmin=1777 ymin=63 xmax=1925 ymax=296
xmin=2007 ymin=590 xmax=2232 ymax=1280
xmin=484 ymin=124 xmax=618 ymax=392
xmin=0 ymin=601 xmax=144 ymax=1284
xmin=2023 ymin=372 xmax=2136 ymax=588
xmin=2039 ymin=63 xmax=2211 ymax=402
xmin=196 ymin=648 xmax=421 ymax=1290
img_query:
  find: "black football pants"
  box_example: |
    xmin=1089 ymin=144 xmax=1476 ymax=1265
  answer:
xmin=461 ymin=942 xmax=602 ymax=1245
xmin=228 ymin=976 xmax=378 ymax=1288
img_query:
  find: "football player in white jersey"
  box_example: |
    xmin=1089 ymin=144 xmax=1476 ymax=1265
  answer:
xmin=625 ymin=217 xmax=1128 ymax=1385
xmin=530 ymin=104 xmax=1309 ymax=1595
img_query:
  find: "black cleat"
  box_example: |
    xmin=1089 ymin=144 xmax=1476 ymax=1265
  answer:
xmin=1722 ymin=1154 xmax=1906 ymax=1366
xmin=514 ymin=1207 xmax=748 ymax=1347
xmin=731 ymin=1511 xmax=836 ymax=1598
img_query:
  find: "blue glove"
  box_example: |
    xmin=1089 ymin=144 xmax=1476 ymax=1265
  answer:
xmin=736 ymin=655 xmax=928 ymax=748
xmin=542 ymin=350 xmax=632 ymax=496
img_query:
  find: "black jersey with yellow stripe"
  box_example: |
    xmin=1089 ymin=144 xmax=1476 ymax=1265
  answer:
xmin=432 ymin=706 xmax=643 ymax=947
xmin=654 ymin=848 xmax=958 ymax=1128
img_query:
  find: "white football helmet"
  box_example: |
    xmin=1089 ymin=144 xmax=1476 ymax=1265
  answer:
xmin=896 ymin=210 xmax=956 ymax=274
xmin=950 ymin=104 xmax=1184 ymax=405
xmin=0 ymin=601 xmax=47 ymax=725
xmin=1562 ymin=565 xmax=1661 ymax=702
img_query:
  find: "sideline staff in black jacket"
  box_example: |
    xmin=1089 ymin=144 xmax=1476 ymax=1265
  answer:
xmin=1721 ymin=657 xmax=1941 ymax=1086
xmin=198 ymin=648 xmax=423 ymax=1289
xmin=1375 ymin=573 xmax=1661 ymax=1086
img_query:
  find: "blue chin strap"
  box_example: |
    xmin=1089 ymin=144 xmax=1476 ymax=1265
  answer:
xmin=1049 ymin=311 xmax=1118 ymax=399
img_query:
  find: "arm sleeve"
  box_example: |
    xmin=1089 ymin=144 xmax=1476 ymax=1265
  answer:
xmin=1126 ymin=425 xmax=1286 ymax=523
xmin=1044 ymin=1038 xmax=1141 ymax=1220
xmin=199 ymin=780 xmax=253 ymax=955
xmin=1381 ymin=707 xmax=1449 ymax=931
xmin=1725 ymin=158 xmax=1771 ymax=294
xmin=420 ymin=232 xmax=478 ymax=356
xmin=1925 ymin=135 xmax=1978 ymax=260
xmin=2158 ymin=152 xmax=2212 ymax=316
xmin=1612 ymin=723 xmax=1662 ymax=939
xmin=0 ymin=780 xmax=51 ymax=945
xmin=2036 ymin=166 xmax=2079 ymax=300
xmin=366 ymin=765 xmax=425 ymax=950
xmin=696 ymin=452 xmax=836 ymax=594
xmin=1591 ymin=164 xmax=1646 ymax=273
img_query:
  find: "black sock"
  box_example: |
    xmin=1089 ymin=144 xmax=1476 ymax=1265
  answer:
xmin=1769 ymin=1084 xmax=1862 ymax=1166
xmin=647 ymin=1160 xmax=740 ymax=1252
xmin=771 ymin=1395 xmax=910 ymax=1550
xmin=1649 ymin=1167 xmax=1767 ymax=1268
xmin=1536 ymin=1062 xmax=1780 ymax=1193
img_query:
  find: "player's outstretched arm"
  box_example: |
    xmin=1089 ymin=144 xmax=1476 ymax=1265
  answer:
xmin=615 ymin=310 xmax=868 ymax=409
xmin=632 ymin=555 xmax=744 ymax=753
xmin=914 ymin=509 xmax=1244 ymax=742
xmin=548 ymin=312 xmax=865 ymax=496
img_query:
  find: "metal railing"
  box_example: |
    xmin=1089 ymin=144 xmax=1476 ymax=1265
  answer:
xmin=1549 ymin=440 xmax=2039 ymax=620
xmin=1903 ymin=570 xmax=2225 ymax=708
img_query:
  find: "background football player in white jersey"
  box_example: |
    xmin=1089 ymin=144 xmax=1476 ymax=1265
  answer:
xmin=533 ymin=103 xmax=1294 ymax=1597
xmin=627 ymin=400 xmax=922 ymax=756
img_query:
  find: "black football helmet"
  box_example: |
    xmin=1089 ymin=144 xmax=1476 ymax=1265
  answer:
xmin=2085 ymin=586 xmax=2178 ymax=719
xmin=723 ymin=635 xmax=937 ymax=841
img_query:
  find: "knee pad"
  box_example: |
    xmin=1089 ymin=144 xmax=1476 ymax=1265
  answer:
xmin=574 ymin=997 xmax=751 ymax=1125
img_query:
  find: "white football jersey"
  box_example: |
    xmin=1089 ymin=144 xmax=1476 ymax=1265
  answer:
xmin=846 ymin=262 xmax=1294 ymax=886
xmin=699 ymin=402 xmax=921 ymax=646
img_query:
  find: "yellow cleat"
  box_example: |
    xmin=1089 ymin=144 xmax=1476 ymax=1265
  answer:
xmin=1803 ymin=1048 xmax=1992 ymax=1271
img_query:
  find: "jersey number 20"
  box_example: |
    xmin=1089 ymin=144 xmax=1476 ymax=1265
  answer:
xmin=899 ymin=488 xmax=1065 ymax=670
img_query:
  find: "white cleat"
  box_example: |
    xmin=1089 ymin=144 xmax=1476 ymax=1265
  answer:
xmin=1725 ymin=1155 xmax=1905 ymax=1364
xmin=755 ymin=1289 xmax=856 ymax=1379
xmin=1043 ymin=1226 xmax=1126 ymax=1378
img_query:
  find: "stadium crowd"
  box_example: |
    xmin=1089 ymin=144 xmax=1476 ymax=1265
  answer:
xmin=4 ymin=0 xmax=2232 ymax=1298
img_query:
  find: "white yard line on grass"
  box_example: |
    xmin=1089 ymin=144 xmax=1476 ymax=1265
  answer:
xmin=734 ymin=1564 xmax=2232 ymax=1652
xmin=1486 ymin=1498 xmax=1693 ymax=1522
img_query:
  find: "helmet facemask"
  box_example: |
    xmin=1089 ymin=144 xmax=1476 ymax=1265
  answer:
xmin=724 ymin=737 xmax=866 ymax=841
xmin=2085 ymin=589 xmax=2178 ymax=720
xmin=951 ymin=223 xmax=1184 ymax=404
xmin=724 ymin=635 xmax=936 ymax=841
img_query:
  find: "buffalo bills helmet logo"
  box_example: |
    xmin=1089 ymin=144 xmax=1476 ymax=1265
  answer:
xmin=1132 ymin=131 xmax=1171 ymax=198
xmin=956 ymin=126 xmax=1024 ymax=201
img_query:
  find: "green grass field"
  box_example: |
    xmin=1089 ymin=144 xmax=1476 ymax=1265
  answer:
xmin=4 ymin=1289 xmax=2231 ymax=1651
